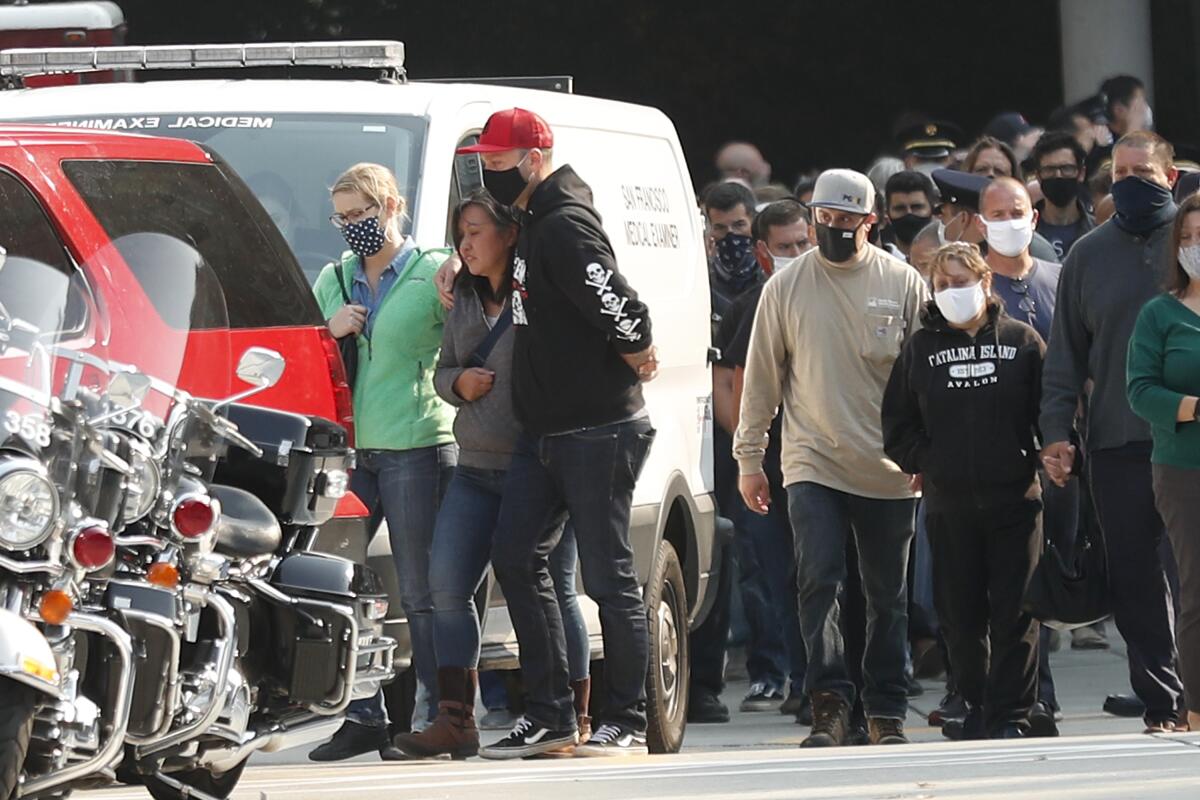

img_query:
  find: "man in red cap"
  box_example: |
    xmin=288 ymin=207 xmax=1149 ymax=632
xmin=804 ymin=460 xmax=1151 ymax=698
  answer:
xmin=453 ymin=108 xmax=659 ymax=759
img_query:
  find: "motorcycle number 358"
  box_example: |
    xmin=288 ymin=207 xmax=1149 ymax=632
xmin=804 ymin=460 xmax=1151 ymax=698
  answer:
xmin=5 ymin=410 xmax=51 ymax=448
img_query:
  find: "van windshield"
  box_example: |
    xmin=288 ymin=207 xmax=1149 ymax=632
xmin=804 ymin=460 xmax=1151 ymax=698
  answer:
xmin=47 ymin=113 xmax=427 ymax=284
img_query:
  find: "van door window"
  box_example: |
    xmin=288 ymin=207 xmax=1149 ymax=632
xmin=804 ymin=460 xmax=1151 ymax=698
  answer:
xmin=447 ymin=132 xmax=484 ymax=244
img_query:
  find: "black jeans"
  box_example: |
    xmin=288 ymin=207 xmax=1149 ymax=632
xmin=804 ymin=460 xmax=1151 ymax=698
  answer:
xmin=786 ymin=482 xmax=915 ymax=719
xmin=928 ymin=499 xmax=1042 ymax=734
xmin=491 ymin=418 xmax=656 ymax=732
xmin=1091 ymin=444 xmax=1183 ymax=722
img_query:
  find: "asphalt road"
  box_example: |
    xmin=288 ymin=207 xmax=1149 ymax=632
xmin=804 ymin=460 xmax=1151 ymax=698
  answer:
xmin=82 ymin=633 xmax=1200 ymax=799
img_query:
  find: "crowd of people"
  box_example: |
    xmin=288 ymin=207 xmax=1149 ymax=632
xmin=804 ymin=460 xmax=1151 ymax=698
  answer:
xmin=705 ymin=72 xmax=1200 ymax=746
xmin=303 ymin=69 xmax=1200 ymax=762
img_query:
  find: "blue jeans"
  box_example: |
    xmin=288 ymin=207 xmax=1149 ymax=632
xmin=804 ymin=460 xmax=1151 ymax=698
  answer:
xmin=491 ymin=419 xmax=655 ymax=732
xmin=429 ymin=466 xmax=590 ymax=680
xmin=346 ymin=444 xmax=457 ymax=728
xmin=736 ymin=488 xmax=806 ymax=695
xmin=786 ymin=482 xmax=915 ymax=719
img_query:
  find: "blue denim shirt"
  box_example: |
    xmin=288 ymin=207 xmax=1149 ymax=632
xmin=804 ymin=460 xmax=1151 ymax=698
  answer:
xmin=352 ymin=235 xmax=417 ymax=337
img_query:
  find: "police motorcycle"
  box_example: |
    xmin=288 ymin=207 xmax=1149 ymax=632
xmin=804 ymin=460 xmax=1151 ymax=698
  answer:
xmin=0 ymin=251 xmax=139 ymax=800
xmin=83 ymin=234 xmax=393 ymax=800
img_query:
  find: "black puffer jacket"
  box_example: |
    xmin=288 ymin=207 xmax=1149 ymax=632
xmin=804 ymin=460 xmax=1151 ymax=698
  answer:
xmin=881 ymin=300 xmax=1045 ymax=512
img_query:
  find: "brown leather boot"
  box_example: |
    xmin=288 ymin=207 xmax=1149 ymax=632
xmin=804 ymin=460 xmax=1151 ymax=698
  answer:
xmin=573 ymin=677 xmax=593 ymax=743
xmin=392 ymin=668 xmax=479 ymax=759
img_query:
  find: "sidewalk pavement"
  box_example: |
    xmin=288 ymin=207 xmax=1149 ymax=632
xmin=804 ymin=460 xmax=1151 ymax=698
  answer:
xmin=687 ymin=627 xmax=1151 ymax=748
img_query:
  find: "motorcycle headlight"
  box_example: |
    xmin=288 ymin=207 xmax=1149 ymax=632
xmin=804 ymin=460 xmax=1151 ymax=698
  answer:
xmin=122 ymin=449 xmax=161 ymax=523
xmin=0 ymin=459 xmax=59 ymax=550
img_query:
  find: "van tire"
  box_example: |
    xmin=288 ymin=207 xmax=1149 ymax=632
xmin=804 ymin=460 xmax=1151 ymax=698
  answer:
xmin=0 ymin=681 xmax=35 ymax=800
xmin=645 ymin=540 xmax=688 ymax=754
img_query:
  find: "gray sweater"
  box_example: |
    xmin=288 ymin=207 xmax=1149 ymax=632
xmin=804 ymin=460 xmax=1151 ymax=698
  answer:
xmin=1040 ymin=218 xmax=1174 ymax=451
xmin=434 ymin=280 xmax=518 ymax=470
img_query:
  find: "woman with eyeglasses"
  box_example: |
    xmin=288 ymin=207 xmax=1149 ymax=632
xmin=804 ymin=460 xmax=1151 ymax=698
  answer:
xmin=882 ymin=242 xmax=1046 ymax=741
xmin=1128 ymin=191 xmax=1200 ymax=734
xmin=308 ymin=162 xmax=458 ymax=761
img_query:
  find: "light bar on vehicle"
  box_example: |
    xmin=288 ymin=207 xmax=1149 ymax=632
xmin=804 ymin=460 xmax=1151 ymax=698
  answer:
xmin=0 ymin=40 xmax=405 ymax=79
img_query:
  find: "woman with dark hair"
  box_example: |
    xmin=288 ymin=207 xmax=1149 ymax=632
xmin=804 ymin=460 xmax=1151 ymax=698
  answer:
xmin=1128 ymin=192 xmax=1200 ymax=733
xmin=964 ymin=136 xmax=1023 ymax=182
xmin=882 ymin=242 xmax=1046 ymax=740
xmin=393 ymin=192 xmax=590 ymax=759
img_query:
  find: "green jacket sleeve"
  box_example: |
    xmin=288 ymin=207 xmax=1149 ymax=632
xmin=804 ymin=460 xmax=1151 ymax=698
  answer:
xmin=1127 ymin=300 xmax=1187 ymax=429
xmin=312 ymin=256 xmax=353 ymax=321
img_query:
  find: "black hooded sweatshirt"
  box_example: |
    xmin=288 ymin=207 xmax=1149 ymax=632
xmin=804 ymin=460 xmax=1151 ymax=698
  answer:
xmin=511 ymin=165 xmax=654 ymax=436
xmin=881 ymin=300 xmax=1045 ymax=513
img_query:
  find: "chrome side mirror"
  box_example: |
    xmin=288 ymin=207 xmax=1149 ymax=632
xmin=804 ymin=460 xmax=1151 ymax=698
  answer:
xmin=235 ymin=347 xmax=285 ymax=389
xmin=108 ymin=371 xmax=152 ymax=411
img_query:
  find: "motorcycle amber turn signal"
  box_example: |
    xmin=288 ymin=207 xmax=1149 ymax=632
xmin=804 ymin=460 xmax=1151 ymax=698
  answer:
xmin=147 ymin=561 xmax=180 ymax=589
xmin=39 ymin=589 xmax=73 ymax=625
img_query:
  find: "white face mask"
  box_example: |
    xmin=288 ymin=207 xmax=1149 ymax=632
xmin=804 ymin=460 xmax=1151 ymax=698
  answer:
xmin=983 ymin=214 xmax=1035 ymax=257
xmin=934 ymin=281 xmax=987 ymax=325
xmin=771 ymin=252 xmax=802 ymax=273
xmin=1180 ymin=245 xmax=1200 ymax=280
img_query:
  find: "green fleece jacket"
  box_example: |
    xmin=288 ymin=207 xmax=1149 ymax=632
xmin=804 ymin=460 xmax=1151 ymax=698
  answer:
xmin=313 ymin=248 xmax=455 ymax=451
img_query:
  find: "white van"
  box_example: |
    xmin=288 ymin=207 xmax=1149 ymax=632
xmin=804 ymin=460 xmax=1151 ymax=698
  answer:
xmin=0 ymin=41 xmax=724 ymax=752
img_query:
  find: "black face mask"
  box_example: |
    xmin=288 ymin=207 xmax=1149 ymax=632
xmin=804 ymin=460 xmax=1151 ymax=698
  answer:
xmin=889 ymin=213 xmax=930 ymax=246
xmin=483 ymin=155 xmax=530 ymax=206
xmin=1111 ymin=175 xmax=1177 ymax=236
xmin=1040 ymin=177 xmax=1080 ymax=209
xmin=815 ymin=222 xmax=861 ymax=263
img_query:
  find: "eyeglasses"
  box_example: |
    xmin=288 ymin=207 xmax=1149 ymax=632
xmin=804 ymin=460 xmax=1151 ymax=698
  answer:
xmin=1009 ymin=277 xmax=1038 ymax=321
xmin=1038 ymin=164 xmax=1080 ymax=179
xmin=330 ymin=203 xmax=379 ymax=229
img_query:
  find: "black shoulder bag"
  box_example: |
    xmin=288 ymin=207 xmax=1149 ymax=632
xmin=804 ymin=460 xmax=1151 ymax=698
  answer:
xmin=1023 ymin=469 xmax=1110 ymax=630
xmin=334 ymin=263 xmax=359 ymax=387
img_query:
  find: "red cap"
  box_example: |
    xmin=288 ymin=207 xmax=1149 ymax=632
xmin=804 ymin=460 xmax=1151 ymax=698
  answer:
xmin=456 ymin=108 xmax=553 ymax=154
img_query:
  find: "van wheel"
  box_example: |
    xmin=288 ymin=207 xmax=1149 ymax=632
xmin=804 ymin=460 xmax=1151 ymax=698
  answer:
xmin=645 ymin=540 xmax=688 ymax=754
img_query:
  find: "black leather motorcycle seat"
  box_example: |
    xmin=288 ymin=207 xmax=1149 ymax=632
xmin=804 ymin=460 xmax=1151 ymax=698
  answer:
xmin=208 ymin=484 xmax=282 ymax=558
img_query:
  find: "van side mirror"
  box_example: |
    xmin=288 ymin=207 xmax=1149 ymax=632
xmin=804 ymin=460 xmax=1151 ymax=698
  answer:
xmin=236 ymin=347 xmax=285 ymax=389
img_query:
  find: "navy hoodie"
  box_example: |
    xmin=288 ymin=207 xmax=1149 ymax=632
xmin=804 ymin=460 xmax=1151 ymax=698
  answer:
xmin=881 ymin=301 xmax=1045 ymax=512
xmin=511 ymin=165 xmax=654 ymax=435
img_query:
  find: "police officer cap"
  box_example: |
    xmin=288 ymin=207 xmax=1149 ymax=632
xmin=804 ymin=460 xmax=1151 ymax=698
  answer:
xmin=897 ymin=120 xmax=966 ymax=159
xmin=930 ymin=169 xmax=991 ymax=212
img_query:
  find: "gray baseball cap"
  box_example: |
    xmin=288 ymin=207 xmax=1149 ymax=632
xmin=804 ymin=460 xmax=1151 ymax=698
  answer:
xmin=808 ymin=168 xmax=876 ymax=215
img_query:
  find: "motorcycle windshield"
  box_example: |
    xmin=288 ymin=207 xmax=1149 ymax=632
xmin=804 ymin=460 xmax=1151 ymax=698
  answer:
xmin=87 ymin=233 xmax=232 ymax=424
xmin=0 ymin=251 xmax=107 ymax=449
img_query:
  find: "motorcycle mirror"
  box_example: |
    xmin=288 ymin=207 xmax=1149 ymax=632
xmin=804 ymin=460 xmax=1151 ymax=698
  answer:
xmin=235 ymin=347 xmax=285 ymax=389
xmin=108 ymin=371 xmax=152 ymax=410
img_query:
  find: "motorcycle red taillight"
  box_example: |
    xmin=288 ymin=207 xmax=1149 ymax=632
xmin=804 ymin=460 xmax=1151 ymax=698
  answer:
xmin=319 ymin=328 xmax=356 ymax=445
xmin=70 ymin=526 xmax=115 ymax=570
xmin=172 ymin=497 xmax=216 ymax=538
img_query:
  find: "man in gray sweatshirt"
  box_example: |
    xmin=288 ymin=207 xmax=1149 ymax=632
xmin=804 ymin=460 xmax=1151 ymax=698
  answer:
xmin=1039 ymin=130 xmax=1183 ymax=731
